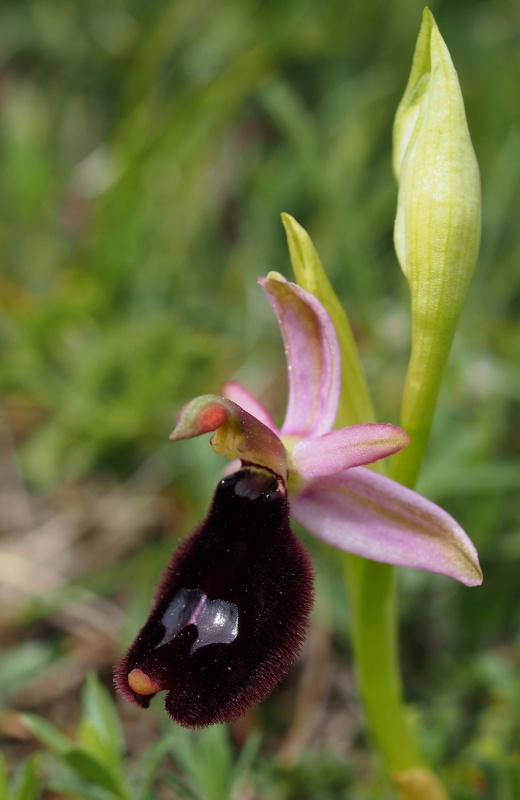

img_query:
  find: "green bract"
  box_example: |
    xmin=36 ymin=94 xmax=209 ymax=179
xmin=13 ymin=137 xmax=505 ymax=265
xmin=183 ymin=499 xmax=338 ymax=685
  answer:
xmin=392 ymin=8 xmax=481 ymax=485
xmin=281 ymin=213 xmax=376 ymax=429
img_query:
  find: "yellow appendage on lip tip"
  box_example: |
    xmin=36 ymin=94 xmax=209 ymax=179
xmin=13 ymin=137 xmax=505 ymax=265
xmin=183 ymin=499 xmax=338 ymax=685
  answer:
xmin=128 ymin=668 xmax=160 ymax=695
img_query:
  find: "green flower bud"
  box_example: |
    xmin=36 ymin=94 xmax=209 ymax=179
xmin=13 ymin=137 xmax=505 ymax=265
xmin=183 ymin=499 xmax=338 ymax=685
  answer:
xmin=392 ymin=8 xmax=481 ymax=485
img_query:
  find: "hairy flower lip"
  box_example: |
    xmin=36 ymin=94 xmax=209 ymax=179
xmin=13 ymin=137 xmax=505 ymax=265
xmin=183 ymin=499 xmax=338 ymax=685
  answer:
xmin=115 ymin=465 xmax=314 ymax=727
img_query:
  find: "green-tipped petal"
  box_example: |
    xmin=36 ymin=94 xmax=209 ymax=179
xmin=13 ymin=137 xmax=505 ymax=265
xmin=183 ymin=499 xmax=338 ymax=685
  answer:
xmin=281 ymin=213 xmax=376 ymax=428
xmin=170 ymin=394 xmax=287 ymax=479
xmin=392 ymin=9 xmax=481 ymax=484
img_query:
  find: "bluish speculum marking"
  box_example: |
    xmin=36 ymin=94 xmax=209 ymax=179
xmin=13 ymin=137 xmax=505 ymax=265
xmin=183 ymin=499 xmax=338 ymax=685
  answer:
xmin=157 ymin=587 xmax=239 ymax=654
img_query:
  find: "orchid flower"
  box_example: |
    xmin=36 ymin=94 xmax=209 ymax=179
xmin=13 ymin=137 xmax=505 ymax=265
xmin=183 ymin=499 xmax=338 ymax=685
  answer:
xmin=171 ymin=273 xmax=481 ymax=584
xmin=115 ymin=272 xmax=481 ymax=728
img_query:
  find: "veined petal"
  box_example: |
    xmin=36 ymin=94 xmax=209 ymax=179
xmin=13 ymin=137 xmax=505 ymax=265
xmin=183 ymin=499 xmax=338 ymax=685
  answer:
xmin=170 ymin=394 xmax=287 ymax=479
xmin=291 ymin=468 xmax=482 ymax=586
xmin=222 ymin=381 xmax=279 ymax=434
xmin=260 ymin=273 xmax=341 ymax=437
xmin=291 ymin=424 xmax=409 ymax=480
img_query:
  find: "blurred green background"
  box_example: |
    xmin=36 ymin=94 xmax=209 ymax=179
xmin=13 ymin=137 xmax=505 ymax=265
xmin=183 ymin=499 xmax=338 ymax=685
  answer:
xmin=1 ymin=0 xmax=519 ymax=797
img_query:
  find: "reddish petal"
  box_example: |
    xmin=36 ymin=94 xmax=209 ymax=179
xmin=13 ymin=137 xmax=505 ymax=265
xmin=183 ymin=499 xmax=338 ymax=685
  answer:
xmin=170 ymin=394 xmax=287 ymax=479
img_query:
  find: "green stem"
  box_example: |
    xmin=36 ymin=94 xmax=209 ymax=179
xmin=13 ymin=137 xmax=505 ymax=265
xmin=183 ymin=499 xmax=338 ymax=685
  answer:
xmin=388 ymin=420 xmax=431 ymax=490
xmin=343 ymin=556 xmax=423 ymax=770
xmin=343 ymin=392 xmax=445 ymax=778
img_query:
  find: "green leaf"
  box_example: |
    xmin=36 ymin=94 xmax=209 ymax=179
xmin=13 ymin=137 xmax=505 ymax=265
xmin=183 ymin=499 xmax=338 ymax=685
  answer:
xmin=78 ymin=673 xmax=125 ymax=767
xmin=162 ymin=725 xmax=260 ymax=800
xmin=161 ymin=773 xmax=202 ymax=800
xmin=76 ymin=721 xmax=117 ymax=773
xmin=48 ymin=776 xmax=116 ymax=800
xmin=0 ymin=643 xmax=54 ymax=704
xmin=62 ymin=749 xmax=122 ymax=797
xmin=197 ymin=726 xmax=233 ymax=800
xmin=230 ymin=731 xmax=262 ymax=787
xmin=166 ymin=727 xmax=201 ymax=785
xmin=136 ymin=733 xmax=179 ymax=800
xmin=10 ymin=754 xmax=40 ymax=800
xmin=165 ymin=726 xmax=227 ymax=800
xmin=21 ymin=704 xmax=129 ymax=799
xmin=0 ymin=755 xmax=9 ymax=799
xmin=20 ymin=713 xmax=72 ymax=756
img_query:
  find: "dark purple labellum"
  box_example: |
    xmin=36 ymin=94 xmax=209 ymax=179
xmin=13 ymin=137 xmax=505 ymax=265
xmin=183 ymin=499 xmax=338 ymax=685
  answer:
xmin=114 ymin=467 xmax=314 ymax=728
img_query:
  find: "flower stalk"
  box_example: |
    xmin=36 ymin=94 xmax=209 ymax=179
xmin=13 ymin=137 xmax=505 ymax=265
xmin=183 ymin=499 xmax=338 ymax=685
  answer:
xmin=284 ymin=8 xmax=480 ymax=799
xmin=283 ymin=215 xmax=428 ymax=783
xmin=387 ymin=14 xmax=481 ymax=792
